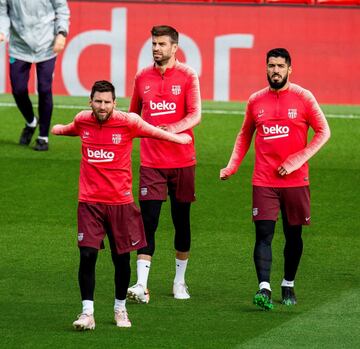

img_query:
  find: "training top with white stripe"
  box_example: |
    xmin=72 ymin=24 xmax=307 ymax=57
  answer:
xmin=129 ymin=61 xmax=201 ymax=169
xmin=52 ymin=110 xmax=190 ymax=204
xmin=225 ymin=83 xmax=331 ymax=187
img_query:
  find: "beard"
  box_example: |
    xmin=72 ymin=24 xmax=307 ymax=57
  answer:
xmin=93 ymin=110 xmax=112 ymax=123
xmin=153 ymin=52 xmax=172 ymax=66
xmin=267 ymin=72 xmax=289 ymax=90
xmin=154 ymin=56 xmax=170 ymax=66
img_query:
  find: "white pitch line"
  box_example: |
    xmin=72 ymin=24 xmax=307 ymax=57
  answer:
xmin=0 ymin=102 xmax=87 ymax=110
xmin=203 ymin=110 xmax=360 ymax=119
xmin=0 ymin=102 xmax=359 ymax=119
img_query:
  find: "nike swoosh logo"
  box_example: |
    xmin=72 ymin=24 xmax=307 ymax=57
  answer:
xmin=305 ymin=217 xmax=311 ymax=221
xmin=144 ymin=89 xmax=151 ymax=94
xmin=131 ymin=239 xmax=140 ymax=246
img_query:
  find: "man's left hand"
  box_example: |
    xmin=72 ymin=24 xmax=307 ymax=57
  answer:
xmin=157 ymin=124 xmax=168 ymax=131
xmin=53 ymin=34 xmax=66 ymax=53
xmin=277 ymin=166 xmax=288 ymax=176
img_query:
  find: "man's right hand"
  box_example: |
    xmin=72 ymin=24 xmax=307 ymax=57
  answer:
xmin=51 ymin=124 xmax=64 ymax=135
xmin=220 ymin=167 xmax=232 ymax=180
xmin=0 ymin=33 xmax=6 ymax=43
xmin=177 ymin=133 xmax=192 ymax=144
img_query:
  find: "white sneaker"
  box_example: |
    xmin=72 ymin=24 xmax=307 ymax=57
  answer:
xmin=72 ymin=313 xmax=95 ymax=331
xmin=127 ymin=283 xmax=150 ymax=303
xmin=173 ymin=282 xmax=190 ymax=300
xmin=114 ymin=309 xmax=132 ymax=328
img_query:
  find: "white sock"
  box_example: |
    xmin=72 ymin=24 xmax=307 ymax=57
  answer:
xmin=174 ymin=258 xmax=188 ymax=284
xmin=26 ymin=117 xmax=37 ymax=128
xmin=281 ymin=279 xmax=294 ymax=287
xmin=82 ymin=300 xmax=94 ymax=315
xmin=137 ymin=259 xmax=151 ymax=289
xmin=114 ymin=299 xmax=126 ymax=312
xmin=259 ymin=281 xmax=271 ymax=291
xmin=38 ymin=136 xmax=48 ymax=142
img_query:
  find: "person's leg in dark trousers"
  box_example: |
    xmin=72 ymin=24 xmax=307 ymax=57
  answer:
xmin=253 ymin=220 xmax=276 ymax=309
xmin=127 ymin=200 xmax=162 ymax=303
xmin=106 ymin=224 xmax=132 ymax=301
xmin=111 ymin=252 xmax=131 ymax=301
xmin=170 ymin=194 xmax=191 ymax=299
xmin=281 ymin=211 xmax=302 ymax=305
xmin=170 ymin=194 xmax=191 ymax=255
xmin=9 ymin=59 xmax=38 ymax=145
xmin=108 ymin=223 xmax=132 ymax=327
xmin=72 ymin=246 xmax=97 ymax=330
xmin=282 ymin=212 xmax=303 ymax=282
xmin=36 ymin=57 xmax=56 ymax=139
xmin=138 ymin=200 xmax=163 ymax=257
xmin=112 ymin=251 xmax=132 ymax=326
xmin=78 ymin=247 xmax=98 ymax=301
xmin=9 ymin=59 xmax=34 ymax=124
xmin=254 ymin=220 xmax=276 ymax=285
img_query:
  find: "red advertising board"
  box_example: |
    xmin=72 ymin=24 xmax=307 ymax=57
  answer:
xmin=0 ymin=2 xmax=359 ymax=104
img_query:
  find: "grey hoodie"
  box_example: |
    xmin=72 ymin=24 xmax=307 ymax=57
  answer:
xmin=0 ymin=0 xmax=70 ymax=63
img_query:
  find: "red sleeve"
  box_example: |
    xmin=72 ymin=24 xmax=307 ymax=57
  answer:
xmin=51 ymin=112 xmax=82 ymax=136
xmin=51 ymin=121 xmax=79 ymax=136
xmin=280 ymin=91 xmax=331 ymax=174
xmin=166 ymin=70 xmax=201 ymax=134
xmin=128 ymin=113 xmax=190 ymax=144
xmin=222 ymin=103 xmax=256 ymax=176
xmin=128 ymin=75 xmax=142 ymax=115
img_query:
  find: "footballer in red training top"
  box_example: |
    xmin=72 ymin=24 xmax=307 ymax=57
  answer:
xmin=127 ymin=25 xmax=201 ymax=303
xmin=220 ymin=48 xmax=330 ymax=311
xmin=51 ymin=80 xmax=191 ymax=330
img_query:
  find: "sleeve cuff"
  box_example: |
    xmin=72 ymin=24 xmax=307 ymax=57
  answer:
xmin=57 ymin=31 xmax=67 ymax=37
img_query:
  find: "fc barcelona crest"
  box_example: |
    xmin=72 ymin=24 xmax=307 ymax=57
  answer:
xmin=112 ymin=134 xmax=122 ymax=144
xmin=171 ymin=85 xmax=181 ymax=95
xmin=288 ymin=109 xmax=297 ymax=119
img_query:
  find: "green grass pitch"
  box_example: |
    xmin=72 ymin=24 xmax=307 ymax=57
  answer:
xmin=0 ymin=94 xmax=359 ymax=348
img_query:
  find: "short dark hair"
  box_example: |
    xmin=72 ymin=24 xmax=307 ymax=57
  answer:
xmin=90 ymin=80 xmax=116 ymax=100
xmin=151 ymin=25 xmax=179 ymax=44
xmin=267 ymin=48 xmax=291 ymax=66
